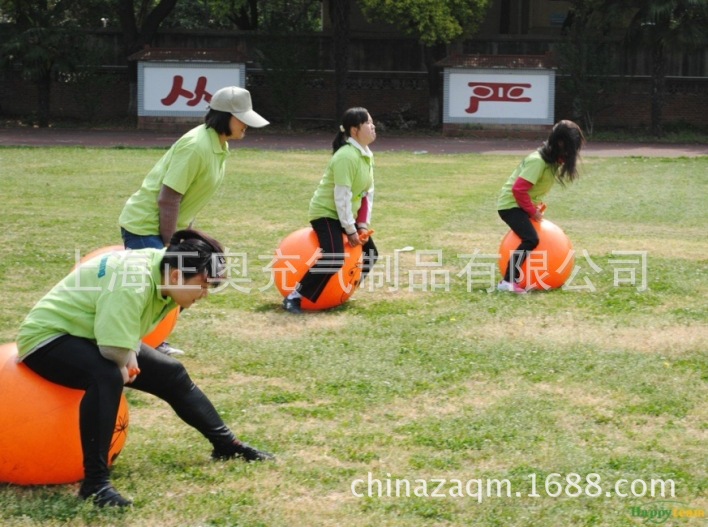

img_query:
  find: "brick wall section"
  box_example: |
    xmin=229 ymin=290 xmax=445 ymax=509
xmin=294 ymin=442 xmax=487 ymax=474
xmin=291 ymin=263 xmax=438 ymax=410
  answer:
xmin=138 ymin=71 xmax=430 ymax=131
xmin=250 ymin=71 xmax=430 ymax=123
xmin=1 ymin=69 xmax=130 ymax=123
xmin=1 ymin=70 xmax=705 ymax=132
xmin=554 ymin=77 xmax=708 ymax=129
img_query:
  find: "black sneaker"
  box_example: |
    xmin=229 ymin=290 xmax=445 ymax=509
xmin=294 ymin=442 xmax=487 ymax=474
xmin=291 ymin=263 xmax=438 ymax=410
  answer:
xmin=282 ymin=296 xmax=302 ymax=314
xmin=212 ymin=440 xmax=275 ymax=462
xmin=79 ymin=483 xmax=133 ymax=508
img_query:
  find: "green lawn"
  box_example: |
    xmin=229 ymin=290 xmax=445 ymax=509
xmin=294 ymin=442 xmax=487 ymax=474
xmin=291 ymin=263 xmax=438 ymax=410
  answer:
xmin=0 ymin=146 xmax=706 ymax=527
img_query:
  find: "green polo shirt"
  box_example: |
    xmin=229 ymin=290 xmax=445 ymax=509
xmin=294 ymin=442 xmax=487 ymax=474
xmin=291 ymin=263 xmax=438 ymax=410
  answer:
xmin=17 ymin=248 xmax=176 ymax=359
xmin=119 ymin=124 xmax=228 ymax=236
xmin=497 ymin=151 xmax=557 ymax=211
xmin=308 ymin=142 xmax=374 ymax=222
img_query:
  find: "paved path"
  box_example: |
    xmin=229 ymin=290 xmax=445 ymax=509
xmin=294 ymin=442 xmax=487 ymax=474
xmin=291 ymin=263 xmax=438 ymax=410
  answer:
xmin=0 ymin=127 xmax=706 ymax=157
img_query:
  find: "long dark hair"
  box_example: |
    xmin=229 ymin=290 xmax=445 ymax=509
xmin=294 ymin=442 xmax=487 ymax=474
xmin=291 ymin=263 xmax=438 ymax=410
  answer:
xmin=161 ymin=229 xmax=225 ymax=285
xmin=539 ymin=120 xmax=585 ymax=185
xmin=332 ymin=107 xmax=370 ymax=153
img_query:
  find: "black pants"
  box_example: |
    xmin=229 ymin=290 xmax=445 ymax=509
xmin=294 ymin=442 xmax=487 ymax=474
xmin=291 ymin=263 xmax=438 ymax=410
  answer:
xmin=498 ymin=207 xmax=539 ymax=283
xmin=297 ymin=217 xmax=379 ymax=303
xmin=22 ymin=335 xmax=235 ymax=486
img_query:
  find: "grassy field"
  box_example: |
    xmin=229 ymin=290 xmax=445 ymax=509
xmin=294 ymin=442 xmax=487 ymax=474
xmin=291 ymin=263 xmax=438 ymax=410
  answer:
xmin=0 ymin=146 xmax=706 ymax=527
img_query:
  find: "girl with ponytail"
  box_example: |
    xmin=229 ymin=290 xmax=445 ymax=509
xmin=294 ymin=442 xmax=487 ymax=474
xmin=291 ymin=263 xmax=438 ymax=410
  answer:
xmin=496 ymin=120 xmax=585 ymax=293
xmin=283 ymin=108 xmax=379 ymax=313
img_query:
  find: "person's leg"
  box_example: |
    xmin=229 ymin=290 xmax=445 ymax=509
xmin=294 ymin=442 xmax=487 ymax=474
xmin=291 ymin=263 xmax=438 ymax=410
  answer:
xmin=297 ymin=217 xmax=347 ymax=302
xmin=284 ymin=218 xmax=346 ymax=313
xmin=129 ymin=344 xmax=273 ymax=461
xmin=22 ymin=335 xmax=130 ymax=506
xmin=498 ymin=208 xmax=539 ymax=284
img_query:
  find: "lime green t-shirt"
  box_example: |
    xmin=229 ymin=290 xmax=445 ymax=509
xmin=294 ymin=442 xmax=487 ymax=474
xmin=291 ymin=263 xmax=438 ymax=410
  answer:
xmin=17 ymin=248 xmax=176 ymax=358
xmin=308 ymin=143 xmax=374 ymax=222
xmin=119 ymin=124 xmax=228 ymax=236
xmin=496 ymin=151 xmax=557 ymax=211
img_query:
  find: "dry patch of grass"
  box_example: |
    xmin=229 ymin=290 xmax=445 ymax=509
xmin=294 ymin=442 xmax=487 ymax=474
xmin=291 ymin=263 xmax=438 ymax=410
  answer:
xmin=465 ymin=315 xmax=707 ymax=356
xmin=213 ymin=311 xmax=355 ymax=342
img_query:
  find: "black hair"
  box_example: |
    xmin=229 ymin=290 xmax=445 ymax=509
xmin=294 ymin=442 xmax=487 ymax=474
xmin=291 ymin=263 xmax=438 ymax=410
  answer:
xmin=332 ymin=107 xmax=370 ymax=153
xmin=204 ymin=109 xmax=233 ymax=136
xmin=160 ymin=229 xmax=225 ymax=286
xmin=539 ymin=120 xmax=585 ymax=185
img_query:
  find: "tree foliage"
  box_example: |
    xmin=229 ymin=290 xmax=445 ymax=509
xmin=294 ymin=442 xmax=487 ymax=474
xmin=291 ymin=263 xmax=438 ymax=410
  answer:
xmin=159 ymin=0 xmax=321 ymax=30
xmin=357 ymin=0 xmax=490 ymax=45
xmin=0 ymin=0 xmax=93 ymax=126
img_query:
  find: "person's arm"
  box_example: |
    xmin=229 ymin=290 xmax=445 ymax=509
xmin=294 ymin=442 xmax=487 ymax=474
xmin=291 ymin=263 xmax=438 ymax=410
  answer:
xmin=157 ymin=185 xmax=183 ymax=246
xmin=334 ymin=184 xmax=357 ymax=235
xmin=99 ymin=346 xmax=139 ymax=383
xmin=512 ymin=177 xmax=542 ymax=220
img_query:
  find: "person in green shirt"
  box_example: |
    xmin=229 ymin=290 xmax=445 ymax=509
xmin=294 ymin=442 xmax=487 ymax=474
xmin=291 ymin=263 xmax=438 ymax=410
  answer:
xmin=119 ymin=86 xmax=269 ymax=249
xmin=283 ymin=107 xmax=378 ymax=314
xmin=496 ymin=120 xmax=585 ymax=293
xmin=119 ymin=86 xmax=268 ymax=354
xmin=17 ymin=229 xmax=273 ymax=508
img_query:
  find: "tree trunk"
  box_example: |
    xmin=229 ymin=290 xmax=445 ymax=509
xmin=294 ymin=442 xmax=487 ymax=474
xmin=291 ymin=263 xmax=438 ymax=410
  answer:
xmin=499 ymin=0 xmax=511 ymax=33
xmin=423 ymin=44 xmax=447 ymax=128
xmin=117 ymin=0 xmax=179 ymax=78
xmin=330 ymin=0 xmax=350 ymax=121
xmin=650 ymin=39 xmax=665 ymax=137
xmin=37 ymin=72 xmax=51 ymax=128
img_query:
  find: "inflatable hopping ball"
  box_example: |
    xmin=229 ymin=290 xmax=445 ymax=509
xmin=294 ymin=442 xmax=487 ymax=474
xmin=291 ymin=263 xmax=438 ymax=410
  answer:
xmin=498 ymin=218 xmax=574 ymax=290
xmin=142 ymin=306 xmax=179 ymax=348
xmin=272 ymin=227 xmax=364 ymax=310
xmin=0 ymin=342 xmax=129 ymax=485
xmin=75 ymin=245 xmax=179 ymax=347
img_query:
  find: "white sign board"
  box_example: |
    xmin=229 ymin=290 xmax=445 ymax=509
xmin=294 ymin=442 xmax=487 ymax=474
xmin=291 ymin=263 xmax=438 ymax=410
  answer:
xmin=137 ymin=62 xmax=246 ymax=117
xmin=443 ymin=69 xmax=555 ymax=125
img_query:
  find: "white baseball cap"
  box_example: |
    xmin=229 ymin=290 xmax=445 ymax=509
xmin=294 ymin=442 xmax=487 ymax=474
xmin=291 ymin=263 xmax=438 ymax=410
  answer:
xmin=208 ymin=86 xmax=269 ymax=128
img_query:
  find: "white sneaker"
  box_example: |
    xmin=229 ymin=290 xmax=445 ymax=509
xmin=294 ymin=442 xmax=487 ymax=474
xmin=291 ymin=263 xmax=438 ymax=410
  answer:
xmin=497 ymin=280 xmax=527 ymax=294
xmin=156 ymin=342 xmax=185 ymax=356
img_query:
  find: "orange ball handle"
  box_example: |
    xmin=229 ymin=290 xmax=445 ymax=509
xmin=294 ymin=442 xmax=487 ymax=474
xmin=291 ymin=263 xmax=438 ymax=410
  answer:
xmin=357 ymin=228 xmax=375 ymax=243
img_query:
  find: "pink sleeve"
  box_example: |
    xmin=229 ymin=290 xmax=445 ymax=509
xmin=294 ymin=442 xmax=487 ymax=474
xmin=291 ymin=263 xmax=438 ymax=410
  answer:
xmin=356 ymin=193 xmax=369 ymax=226
xmin=512 ymin=177 xmax=537 ymax=217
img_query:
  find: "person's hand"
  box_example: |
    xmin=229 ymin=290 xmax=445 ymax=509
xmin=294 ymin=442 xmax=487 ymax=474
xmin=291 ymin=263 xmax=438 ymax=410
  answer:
xmin=357 ymin=228 xmax=370 ymax=243
xmin=120 ymin=366 xmax=130 ymax=384
xmin=532 ymin=203 xmax=545 ymax=222
xmin=126 ymin=353 xmax=140 ymax=384
xmin=347 ymin=232 xmax=361 ymax=247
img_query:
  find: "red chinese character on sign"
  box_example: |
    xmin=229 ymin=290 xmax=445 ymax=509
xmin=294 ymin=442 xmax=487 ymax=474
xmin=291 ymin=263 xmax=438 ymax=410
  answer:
xmin=465 ymin=82 xmax=532 ymax=113
xmin=161 ymin=76 xmax=211 ymax=107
